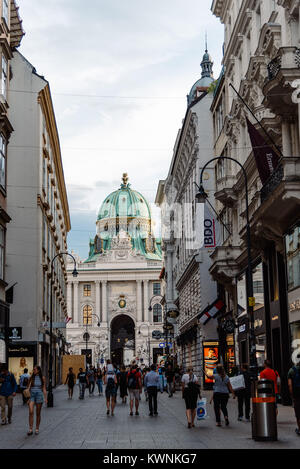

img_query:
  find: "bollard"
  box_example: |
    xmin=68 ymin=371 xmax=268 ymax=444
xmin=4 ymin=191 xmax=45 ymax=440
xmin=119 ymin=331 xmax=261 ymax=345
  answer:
xmin=252 ymin=379 xmax=277 ymax=441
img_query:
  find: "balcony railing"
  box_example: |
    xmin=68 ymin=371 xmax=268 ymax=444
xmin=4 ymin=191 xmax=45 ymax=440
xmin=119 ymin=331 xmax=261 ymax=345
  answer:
xmin=260 ymin=164 xmax=284 ymax=203
xmin=267 ymin=47 xmax=300 ymax=81
xmin=268 ymin=56 xmax=282 ymax=80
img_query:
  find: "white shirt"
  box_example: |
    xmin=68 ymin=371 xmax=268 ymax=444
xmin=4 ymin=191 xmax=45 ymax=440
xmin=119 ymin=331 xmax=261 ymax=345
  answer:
xmin=181 ymin=373 xmax=198 ymax=388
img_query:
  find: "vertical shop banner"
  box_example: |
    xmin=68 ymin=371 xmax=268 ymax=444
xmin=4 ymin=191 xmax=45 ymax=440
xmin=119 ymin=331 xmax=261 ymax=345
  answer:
xmin=196 ymin=203 xmax=222 ymax=250
xmin=203 ymin=342 xmax=219 ymax=385
xmin=246 ymin=118 xmax=280 ymax=184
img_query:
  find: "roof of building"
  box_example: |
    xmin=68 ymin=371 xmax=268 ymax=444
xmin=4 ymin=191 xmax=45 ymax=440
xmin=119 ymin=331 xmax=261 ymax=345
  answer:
xmin=187 ymin=48 xmax=214 ymax=106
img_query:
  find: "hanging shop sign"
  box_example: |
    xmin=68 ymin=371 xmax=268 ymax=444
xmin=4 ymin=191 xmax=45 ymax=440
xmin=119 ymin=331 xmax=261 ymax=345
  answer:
xmin=203 ymin=341 xmax=219 ymax=386
xmin=152 ymin=330 xmax=162 ymax=340
xmin=9 ymin=327 xmax=22 ymax=340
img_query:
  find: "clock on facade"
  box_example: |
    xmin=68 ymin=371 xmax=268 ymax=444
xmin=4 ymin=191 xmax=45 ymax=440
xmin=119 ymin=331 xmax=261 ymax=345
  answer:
xmin=118 ymin=299 xmax=126 ymax=309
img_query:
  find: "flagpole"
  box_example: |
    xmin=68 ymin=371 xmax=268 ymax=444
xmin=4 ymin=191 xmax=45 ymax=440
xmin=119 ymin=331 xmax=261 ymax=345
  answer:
xmin=229 ymin=83 xmax=283 ymax=158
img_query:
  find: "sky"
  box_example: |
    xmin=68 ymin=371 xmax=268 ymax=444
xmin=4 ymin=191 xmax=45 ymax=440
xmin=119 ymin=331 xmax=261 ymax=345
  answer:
xmin=18 ymin=0 xmax=224 ymax=259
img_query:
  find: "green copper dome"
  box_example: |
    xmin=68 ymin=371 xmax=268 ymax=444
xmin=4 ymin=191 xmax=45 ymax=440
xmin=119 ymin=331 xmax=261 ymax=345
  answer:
xmin=98 ymin=176 xmax=151 ymax=221
xmin=85 ymin=174 xmax=162 ymax=263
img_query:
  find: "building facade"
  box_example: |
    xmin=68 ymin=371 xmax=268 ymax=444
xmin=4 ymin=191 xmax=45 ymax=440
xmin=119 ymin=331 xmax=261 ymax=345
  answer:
xmin=211 ymin=0 xmax=300 ymax=403
xmin=66 ymin=175 xmax=163 ymax=367
xmin=6 ymin=51 xmax=71 ymax=383
xmin=0 ymin=0 xmax=24 ymax=365
xmin=156 ymin=50 xmax=222 ymax=387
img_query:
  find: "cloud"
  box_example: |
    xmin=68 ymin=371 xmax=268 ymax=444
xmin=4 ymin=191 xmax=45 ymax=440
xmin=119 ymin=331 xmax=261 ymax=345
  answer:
xmin=18 ymin=0 xmax=224 ymax=258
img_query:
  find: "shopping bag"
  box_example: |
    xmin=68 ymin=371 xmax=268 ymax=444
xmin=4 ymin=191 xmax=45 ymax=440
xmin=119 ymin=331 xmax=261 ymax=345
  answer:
xmin=229 ymin=374 xmax=245 ymax=391
xmin=197 ymin=398 xmax=207 ymax=420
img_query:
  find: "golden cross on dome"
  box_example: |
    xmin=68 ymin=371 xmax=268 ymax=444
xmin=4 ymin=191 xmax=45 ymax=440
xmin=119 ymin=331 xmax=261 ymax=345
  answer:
xmin=122 ymin=173 xmax=129 ymax=186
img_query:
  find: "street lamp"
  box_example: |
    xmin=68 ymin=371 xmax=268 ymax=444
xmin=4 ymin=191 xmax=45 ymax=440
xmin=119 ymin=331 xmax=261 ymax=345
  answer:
xmin=196 ymin=156 xmax=258 ymax=382
xmin=148 ymin=295 xmax=177 ymax=360
xmin=47 ymin=252 xmax=78 ymax=408
xmin=84 ymin=313 xmax=100 ymax=368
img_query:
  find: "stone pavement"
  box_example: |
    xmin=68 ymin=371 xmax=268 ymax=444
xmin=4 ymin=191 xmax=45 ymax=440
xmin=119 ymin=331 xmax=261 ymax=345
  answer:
xmin=0 ymin=386 xmax=299 ymax=449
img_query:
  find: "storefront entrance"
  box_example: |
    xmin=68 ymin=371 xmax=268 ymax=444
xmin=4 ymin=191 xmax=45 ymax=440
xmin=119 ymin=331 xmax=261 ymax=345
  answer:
xmin=111 ymin=315 xmax=135 ymax=366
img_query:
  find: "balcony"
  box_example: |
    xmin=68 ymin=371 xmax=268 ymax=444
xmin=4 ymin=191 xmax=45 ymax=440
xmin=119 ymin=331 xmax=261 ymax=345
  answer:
xmin=256 ymin=157 xmax=300 ymax=232
xmin=209 ymin=246 xmax=243 ymax=285
xmin=263 ymin=47 xmax=300 ymax=115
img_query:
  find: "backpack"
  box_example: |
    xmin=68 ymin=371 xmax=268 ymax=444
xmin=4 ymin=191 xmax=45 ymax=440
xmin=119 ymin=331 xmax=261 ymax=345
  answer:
xmin=106 ymin=375 xmax=115 ymax=391
xmin=128 ymin=372 xmax=137 ymax=389
xmin=22 ymin=376 xmax=29 ymax=388
xmin=292 ymin=367 xmax=300 ymax=398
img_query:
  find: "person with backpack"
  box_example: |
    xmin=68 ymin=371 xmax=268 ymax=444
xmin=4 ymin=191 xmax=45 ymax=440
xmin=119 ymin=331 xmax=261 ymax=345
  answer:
xmin=65 ymin=367 xmax=76 ymax=399
xmin=211 ymin=364 xmax=235 ymax=427
xmin=104 ymin=362 xmax=117 ymax=416
xmin=96 ymin=367 xmax=103 ymax=396
xmin=127 ymin=363 xmax=142 ymax=416
xmin=181 ymin=367 xmax=200 ymax=428
xmin=19 ymin=368 xmax=31 ymax=405
xmin=27 ymin=365 xmax=47 ymax=435
xmin=288 ymin=360 xmax=300 ymax=436
xmin=0 ymin=365 xmax=17 ymax=425
xmin=119 ymin=365 xmax=128 ymax=403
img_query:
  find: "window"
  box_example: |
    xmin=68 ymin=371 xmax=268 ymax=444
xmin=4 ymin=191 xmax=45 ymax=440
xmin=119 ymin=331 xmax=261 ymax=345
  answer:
xmin=83 ymin=305 xmax=92 ymax=325
xmin=153 ymin=283 xmax=161 ymax=295
xmin=83 ymin=284 xmax=91 ymax=297
xmin=285 ymin=226 xmax=300 ymax=291
xmin=1 ymin=55 xmax=7 ymax=99
xmin=0 ymin=134 xmax=5 ymax=189
xmin=2 ymin=0 xmax=8 ymax=25
xmin=153 ymin=304 xmax=162 ymax=323
xmin=0 ymin=226 xmax=4 ymax=279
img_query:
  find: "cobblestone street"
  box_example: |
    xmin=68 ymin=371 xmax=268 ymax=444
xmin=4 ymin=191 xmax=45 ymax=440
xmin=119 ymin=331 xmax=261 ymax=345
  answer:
xmin=0 ymin=386 xmax=299 ymax=449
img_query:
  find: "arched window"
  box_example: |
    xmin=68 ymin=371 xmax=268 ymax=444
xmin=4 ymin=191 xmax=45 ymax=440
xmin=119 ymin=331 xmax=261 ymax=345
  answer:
xmin=153 ymin=304 xmax=162 ymax=323
xmin=83 ymin=305 xmax=92 ymax=325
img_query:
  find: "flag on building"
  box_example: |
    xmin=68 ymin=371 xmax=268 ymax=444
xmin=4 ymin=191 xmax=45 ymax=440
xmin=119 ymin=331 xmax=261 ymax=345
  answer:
xmin=198 ymin=299 xmax=225 ymax=325
xmin=195 ymin=203 xmax=222 ymax=250
xmin=64 ymin=316 xmax=72 ymax=324
xmin=246 ymin=118 xmax=281 ymax=184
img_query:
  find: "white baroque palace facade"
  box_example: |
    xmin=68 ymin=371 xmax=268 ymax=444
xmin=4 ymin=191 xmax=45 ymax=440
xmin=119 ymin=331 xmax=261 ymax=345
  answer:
xmin=66 ymin=176 xmax=163 ymax=367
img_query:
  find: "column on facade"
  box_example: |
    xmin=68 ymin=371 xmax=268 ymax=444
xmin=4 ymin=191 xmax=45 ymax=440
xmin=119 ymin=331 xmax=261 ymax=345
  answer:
xmin=282 ymin=120 xmax=292 ymax=156
xmin=136 ymin=280 xmax=142 ymax=322
xmin=67 ymin=282 xmax=72 ymax=321
xmin=143 ymin=280 xmax=149 ymax=323
xmin=101 ymin=280 xmax=108 ymax=323
xmin=95 ymin=280 xmax=100 ymax=321
xmin=73 ymin=281 xmax=79 ymax=323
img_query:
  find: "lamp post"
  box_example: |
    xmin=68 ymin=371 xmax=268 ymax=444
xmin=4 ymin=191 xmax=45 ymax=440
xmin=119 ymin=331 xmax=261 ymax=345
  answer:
xmin=84 ymin=313 xmax=100 ymax=368
xmin=148 ymin=295 xmax=178 ymax=362
xmin=196 ymin=156 xmax=258 ymax=382
xmin=47 ymin=252 xmax=78 ymax=408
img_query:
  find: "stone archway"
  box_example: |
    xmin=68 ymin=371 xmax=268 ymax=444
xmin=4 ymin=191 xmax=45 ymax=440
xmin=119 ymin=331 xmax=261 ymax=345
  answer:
xmin=110 ymin=315 xmax=135 ymax=366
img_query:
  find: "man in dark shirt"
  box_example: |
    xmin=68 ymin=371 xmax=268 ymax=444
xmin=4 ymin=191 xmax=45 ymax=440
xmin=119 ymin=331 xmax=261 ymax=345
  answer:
xmin=0 ymin=365 xmax=17 ymax=424
xmin=77 ymin=368 xmax=88 ymax=400
xmin=165 ymin=365 xmax=175 ymax=397
xmin=236 ymin=364 xmax=252 ymax=422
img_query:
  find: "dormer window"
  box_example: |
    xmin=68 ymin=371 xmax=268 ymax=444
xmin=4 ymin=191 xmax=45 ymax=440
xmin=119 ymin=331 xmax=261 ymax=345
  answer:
xmin=2 ymin=0 xmax=8 ymax=25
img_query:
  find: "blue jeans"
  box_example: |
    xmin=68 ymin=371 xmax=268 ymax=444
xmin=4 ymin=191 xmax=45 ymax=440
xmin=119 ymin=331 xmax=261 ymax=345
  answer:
xmin=97 ymin=379 xmax=103 ymax=394
xmin=79 ymin=383 xmax=86 ymax=399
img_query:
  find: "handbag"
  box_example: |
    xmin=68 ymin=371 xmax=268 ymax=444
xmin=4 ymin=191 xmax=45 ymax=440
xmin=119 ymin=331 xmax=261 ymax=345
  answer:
xmin=23 ymin=388 xmax=30 ymax=399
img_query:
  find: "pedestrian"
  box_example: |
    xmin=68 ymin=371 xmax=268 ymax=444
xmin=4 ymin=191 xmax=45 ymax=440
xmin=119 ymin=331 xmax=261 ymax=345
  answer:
xmin=288 ymin=359 xmax=300 ymax=436
xmin=119 ymin=365 xmax=128 ymax=403
xmin=143 ymin=367 xmax=150 ymax=402
xmin=87 ymin=365 xmax=95 ymax=396
xmin=181 ymin=367 xmax=200 ymax=428
xmin=115 ymin=365 xmax=120 ymax=403
xmin=104 ymin=361 xmax=117 ymax=416
xmin=27 ymin=365 xmax=47 ymax=435
xmin=259 ymin=360 xmax=280 ymax=412
xmin=77 ymin=367 xmax=88 ymax=399
xmin=158 ymin=365 xmax=164 ymax=393
xmin=165 ymin=364 xmax=175 ymax=397
xmin=96 ymin=368 xmax=103 ymax=396
xmin=65 ymin=367 xmax=76 ymax=399
xmin=19 ymin=368 xmax=31 ymax=405
xmin=211 ymin=364 xmax=235 ymax=427
xmin=127 ymin=363 xmax=142 ymax=416
xmin=0 ymin=365 xmax=17 ymax=425
xmin=144 ymin=364 xmax=159 ymax=416
xmin=236 ymin=364 xmax=252 ymax=422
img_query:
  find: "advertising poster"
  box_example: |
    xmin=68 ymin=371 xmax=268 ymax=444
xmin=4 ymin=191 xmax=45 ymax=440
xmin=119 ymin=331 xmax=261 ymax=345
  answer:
xmin=9 ymin=356 xmax=34 ymax=384
xmin=203 ymin=342 xmax=219 ymax=385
